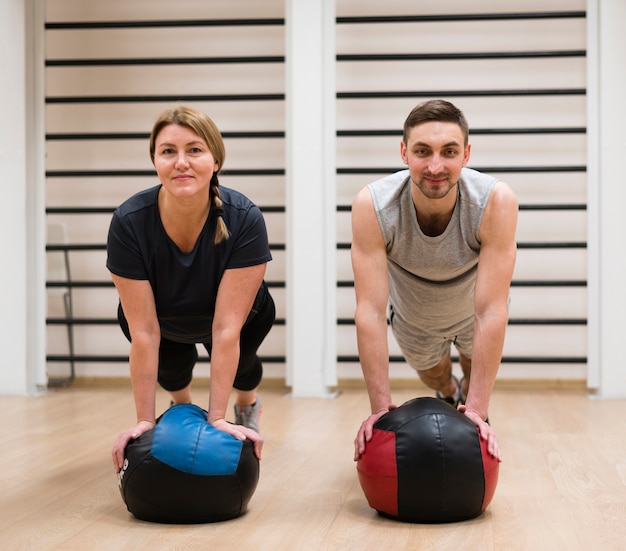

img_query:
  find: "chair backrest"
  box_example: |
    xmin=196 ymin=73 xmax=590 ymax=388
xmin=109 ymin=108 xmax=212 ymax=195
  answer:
xmin=46 ymin=222 xmax=75 ymax=386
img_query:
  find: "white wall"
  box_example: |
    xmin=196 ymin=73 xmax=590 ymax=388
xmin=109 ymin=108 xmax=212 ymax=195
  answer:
xmin=587 ymin=0 xmax=626 ymax=397
xmin=42 ymin=1 xmax=591 ymax=388
xmin=3 ymin=0 xmax=626 ymax=398
xmin=286 ymin=0 xmax=338 ymax=395
xmin=0 ymin=0 xmax=47 ymax=395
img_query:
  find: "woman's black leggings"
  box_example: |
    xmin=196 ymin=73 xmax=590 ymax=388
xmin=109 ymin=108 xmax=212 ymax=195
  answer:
xmin=118 ymin=290 xmax=276 ymax=392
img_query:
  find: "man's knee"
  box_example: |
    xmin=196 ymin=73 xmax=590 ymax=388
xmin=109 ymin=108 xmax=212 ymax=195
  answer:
xmin=417 ymin=354 xmax=452 ymax=382
xmin=458 ymin=352 xmax=472 ymax=374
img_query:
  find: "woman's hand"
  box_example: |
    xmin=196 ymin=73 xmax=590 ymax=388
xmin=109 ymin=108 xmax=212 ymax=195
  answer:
xmin=211 ymin=418 xmax=264 ymax=461
xmin=111 ymin=420 xmax=156 ymax=473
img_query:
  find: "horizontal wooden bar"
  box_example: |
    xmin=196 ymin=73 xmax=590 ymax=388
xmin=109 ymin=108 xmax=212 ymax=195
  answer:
xmin=336 ymin=242 xmax=586 ymax=250
xmin=46 ymin=317 xmax=584 ymax=327
xmin=337 ymin=127 xmax=586 ymax=137
xmin=46 ymin=128 xmax=583 ymax=140
xmin=338 ymin=51 xmax=585 ymax=62
xmin=336 ymin=318 xmax=586 ymax=326
xmin=46 ymin=280 xmax=287 ymax=288
xmin=46 ymin=56 xmax=285 ymax=66
xmin=336 ymin=280 xmax=587 ymax=287
xmin=46 ymin=205 xmax=286 ymax=214
xmin=47 ymin=317 xmax=287 ymax=326
xmin=46 ymin=168 xmax=285 ymax=177
xmin=47 ymin=354 xmax=287 ymax=363
xmin=337 ymin=355 xmax=587 ymax=363
xmin=336 ymin=204 xmax=587 ymax=212
xmin=46 ymin=93 xmax=285 ymax=103
xmin=46 ymin=243 xmax=286 ymax=251
xmin=47 ymin=204 xmax=587 ymax=214
xmin=46 ymin=354 xmax=585 ymax=364
xmin=336 ymin=12 xmax=586 ymax=24
xmin=45 ymin=241 xmax=585 ymax=252
xmin=48 ymin=280 xmax=585 ymax=291
xmin=337 ymin=89 xmax=585 ymax=99
xmin=518 ymin=204 xmax=586 ymax=210
xmin=45 ymin=18 xmax=285 ymax=30
xmin=337 ymin=166 xmax=586 ymax=174
xmin=46 ymin=131 xmax=285 ymax=140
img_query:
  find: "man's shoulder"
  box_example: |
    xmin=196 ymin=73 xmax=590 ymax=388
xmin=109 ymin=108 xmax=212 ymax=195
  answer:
xmin=369 ymin=169 xmax=411 ymax=190
xmin=367 ymin=170 xmax=411 ymax=207
xmin=458 ymin=168 xmax=500 ymax=207
xmin=459 ymin=167 xmax=498 ymax=188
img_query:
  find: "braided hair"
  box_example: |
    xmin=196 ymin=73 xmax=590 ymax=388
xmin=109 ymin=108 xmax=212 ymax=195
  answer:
xmin=149 ymin=105 xmax=230 ymax=245
xmin=210 ymin=172 xmax=229 ymax=244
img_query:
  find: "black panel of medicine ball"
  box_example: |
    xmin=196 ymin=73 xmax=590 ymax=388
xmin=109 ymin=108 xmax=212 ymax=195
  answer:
xmin=118 ymin=407 xmax=260 ymax=524
xmin=375 ymin=397 xmax=486 ymax=523
xmin=122 ymin=444 xmax=256 ymax=523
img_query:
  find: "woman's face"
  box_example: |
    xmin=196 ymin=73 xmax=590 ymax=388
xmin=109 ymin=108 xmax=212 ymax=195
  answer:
xmin=153 ymin=123 xmax=219 ymax=201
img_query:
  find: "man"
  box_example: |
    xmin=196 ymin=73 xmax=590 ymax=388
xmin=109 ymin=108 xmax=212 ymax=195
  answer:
xmin=351 ymin=99 xmax=518 ymax=462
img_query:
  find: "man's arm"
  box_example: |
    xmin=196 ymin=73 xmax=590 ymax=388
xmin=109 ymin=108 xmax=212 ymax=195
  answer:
xmin=352 ymin=186 xmax=393 ymax=412
xmin=351 ymin=186 xmax=396 ymax=459
xmin=464 ymin=180 xmax=518 ymax=421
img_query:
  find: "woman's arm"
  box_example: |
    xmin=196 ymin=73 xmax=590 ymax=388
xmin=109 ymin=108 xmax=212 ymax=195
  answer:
xmin=208 ymin=263 xmax=266 ymax=423
xmin=110 ymin=274 xmax=161 ymax=472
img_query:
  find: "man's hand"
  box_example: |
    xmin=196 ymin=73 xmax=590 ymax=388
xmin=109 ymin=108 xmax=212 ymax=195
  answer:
xmin=458 ymin=405 xmax=502 ymax=462
xmin=353 ymin=405 xmax=397 ymax=461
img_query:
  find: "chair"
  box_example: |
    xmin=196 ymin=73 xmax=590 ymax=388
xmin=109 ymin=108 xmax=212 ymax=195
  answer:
xmin=46 ymin=222 xmax=75 ymax=386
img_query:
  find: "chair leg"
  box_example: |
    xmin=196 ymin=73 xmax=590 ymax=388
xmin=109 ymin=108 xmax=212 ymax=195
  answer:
xmin=47 ymin=290 xmax=75 ymax=387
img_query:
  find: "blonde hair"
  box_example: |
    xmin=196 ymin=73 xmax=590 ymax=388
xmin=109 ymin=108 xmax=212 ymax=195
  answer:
xmin=149 ymin=106 xmax=229 ymax=244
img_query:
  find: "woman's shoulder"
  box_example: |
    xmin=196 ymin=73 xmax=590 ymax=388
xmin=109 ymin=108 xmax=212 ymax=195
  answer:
xmin=219 ymin=185 xmax=257 ymax=211
xmin=115 ymin=185 xmax=161 ymax=218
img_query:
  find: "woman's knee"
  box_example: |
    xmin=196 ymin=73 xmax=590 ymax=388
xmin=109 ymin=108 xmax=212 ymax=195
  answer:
xmin=158 ymin=341 xmax=198 ymax=391
xmin=233 ymin=356 xmax=263 ymax=391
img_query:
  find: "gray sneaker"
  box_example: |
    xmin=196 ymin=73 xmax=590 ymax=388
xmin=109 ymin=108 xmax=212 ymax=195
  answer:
xmin=436 ymin=375 xmax=463 ymax=408
xmin=234 ymin=398 xmax=262 ymax=433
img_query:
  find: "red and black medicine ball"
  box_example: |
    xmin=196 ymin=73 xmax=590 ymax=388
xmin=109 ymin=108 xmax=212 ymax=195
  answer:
xmin=118 ymin=404 xmax=259 ymax=524
xmin=357 ymin=397 xmax=499 ymax=523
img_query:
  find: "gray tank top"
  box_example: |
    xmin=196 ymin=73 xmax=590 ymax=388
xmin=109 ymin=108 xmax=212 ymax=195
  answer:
xmin=368 ymin=167 xmax=498 ymax=334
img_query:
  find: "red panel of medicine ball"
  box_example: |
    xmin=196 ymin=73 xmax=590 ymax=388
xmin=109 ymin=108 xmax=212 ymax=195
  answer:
xmin=479 ymin=431 xmax=499 ymax=511
xmin=356 ymin=428 xmax=398 ymax=517
xmin=357 ymin=397 xmax=499 ymax=523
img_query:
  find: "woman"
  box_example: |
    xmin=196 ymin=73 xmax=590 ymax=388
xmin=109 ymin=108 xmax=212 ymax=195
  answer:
xmin=107 ymin=106 xmax=275 ymax=473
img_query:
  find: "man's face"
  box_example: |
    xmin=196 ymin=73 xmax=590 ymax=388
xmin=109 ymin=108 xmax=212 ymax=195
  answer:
xmin=400 ymin=121 xmax=471 ymax=201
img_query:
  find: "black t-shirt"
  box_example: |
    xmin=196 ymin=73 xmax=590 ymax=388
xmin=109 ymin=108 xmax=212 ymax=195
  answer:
xmin=106 ymin=184 xmax=272 ymax=343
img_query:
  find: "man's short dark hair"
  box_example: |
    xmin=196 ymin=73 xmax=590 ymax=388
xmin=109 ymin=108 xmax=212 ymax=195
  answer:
xmin=403 ymin=100 xmax=469 ymax=146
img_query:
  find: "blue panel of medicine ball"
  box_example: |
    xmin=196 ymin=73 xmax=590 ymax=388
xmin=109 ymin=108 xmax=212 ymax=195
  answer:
xmin=151 ymin=404 xmax=243 ymax=476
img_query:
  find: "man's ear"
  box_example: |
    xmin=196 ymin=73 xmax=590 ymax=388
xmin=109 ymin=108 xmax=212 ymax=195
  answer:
xmin=463 ymin=143 xmax=471 ymax=167
xmin=400 ymin=140 xmax=408 ymax=165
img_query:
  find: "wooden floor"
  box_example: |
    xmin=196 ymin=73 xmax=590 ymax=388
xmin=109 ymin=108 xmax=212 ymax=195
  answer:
xmin=1 ymin=383 xmax=625 ymax=551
